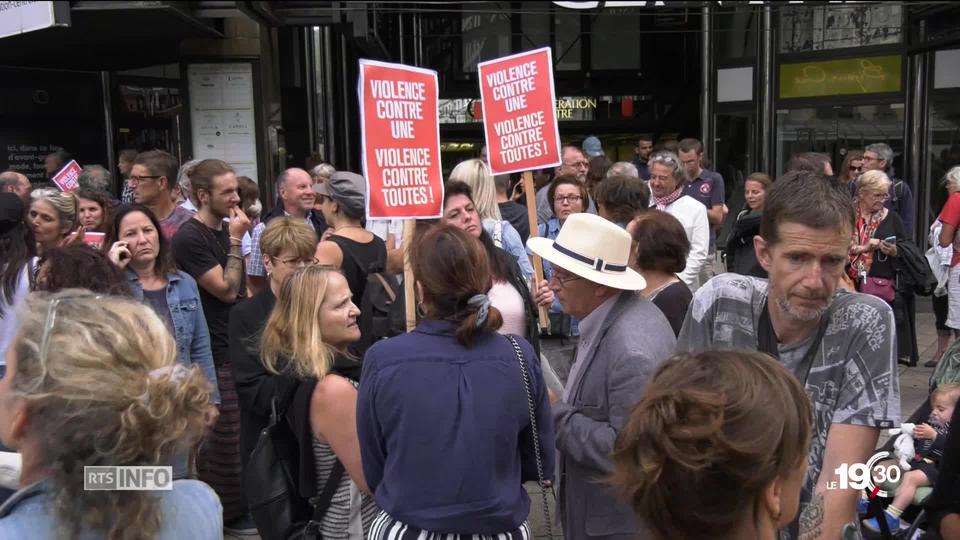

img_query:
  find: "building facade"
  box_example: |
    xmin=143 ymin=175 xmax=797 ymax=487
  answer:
xmin=1 ymin=1 xmax=958 ymax=241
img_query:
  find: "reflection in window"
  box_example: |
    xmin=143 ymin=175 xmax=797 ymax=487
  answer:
xmin=715 ymin=7 xmax=759 ymax=60
xmin=780 ymin=4 xmax=902 ymax=54
xmin=591 ymin=11 xmax=640 ymax=70
xmin=928 ymin=95 xmax=960 ymax=219
xmin=775 ymin=104 xmax=904 ymax=176
xmin=461 ymin=5 xmax=512 ymax=72
xmin=554 ymin=11 xmax=581 ymax=71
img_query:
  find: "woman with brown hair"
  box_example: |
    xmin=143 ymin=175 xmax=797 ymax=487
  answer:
xmin=611 ymin=350 xmax=813 ymax=540
xmin=725 ymin=172 xmax=772 ymax=278
xmin=76 ymin=187 xmax=113 ymax=234
xmin=357 ymin=224 xmax=555 ymax=539
xmin=627 ymin=210 xmax=692 ymax=336
xmin=0 ymin=291 xmax=221 ymax=539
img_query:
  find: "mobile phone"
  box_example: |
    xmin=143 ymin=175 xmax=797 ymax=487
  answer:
xmin=882 ymin=235 xmax=897 ymax=243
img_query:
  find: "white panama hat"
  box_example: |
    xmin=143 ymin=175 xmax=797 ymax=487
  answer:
xmin=527 ymin=213 xmax=646 ymax=291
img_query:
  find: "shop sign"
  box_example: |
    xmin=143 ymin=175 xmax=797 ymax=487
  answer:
xmin=779 ymin=55 xmax=902 ymax=99
xmin=0 ymin=1 xmax=68 ymax=40
xmin=438 ymin=96 xmax=596 ymax=124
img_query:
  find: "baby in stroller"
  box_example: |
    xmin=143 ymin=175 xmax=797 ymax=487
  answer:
xmin=863 ymin=384 xmax=960 ymax=533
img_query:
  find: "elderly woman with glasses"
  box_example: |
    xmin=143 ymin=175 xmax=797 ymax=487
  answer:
xmin=848 ymin=170 xmax=906 ymax=313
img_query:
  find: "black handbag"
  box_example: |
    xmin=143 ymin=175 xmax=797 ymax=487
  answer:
xmin=244 ymin=391 xmax=345 ymax=540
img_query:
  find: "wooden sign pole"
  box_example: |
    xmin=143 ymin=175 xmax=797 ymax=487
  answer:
xmin=522 ymin=171 xmax=550 ymax=331
xmin=403 ymin=219 xmax=417 ymax=332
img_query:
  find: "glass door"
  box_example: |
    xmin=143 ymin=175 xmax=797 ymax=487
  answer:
xmin=715 ymin=110 xmax=754 ymax=247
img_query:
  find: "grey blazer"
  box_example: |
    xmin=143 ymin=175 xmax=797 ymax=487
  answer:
xmin=553 ymin=291 xmax=676 ymax=540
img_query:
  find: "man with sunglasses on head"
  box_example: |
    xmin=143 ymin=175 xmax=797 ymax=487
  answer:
xmin=647 ymin=150 xmax=709 ymax=291
xmin=131 ymin=150 xmax=194 ymax=241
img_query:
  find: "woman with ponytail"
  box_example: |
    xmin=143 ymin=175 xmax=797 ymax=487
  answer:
xmin=611 ymin=350 xmax=812 ymax=540
xmin=0 ymin=290 xmax=221 ymax=539
xmin=356 ymin=224 xmax=555 ymax=539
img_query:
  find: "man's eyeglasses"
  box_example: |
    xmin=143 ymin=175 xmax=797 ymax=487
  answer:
xmin=550 ymin=270 xmax=583 ymax=287
xmin=554 ymin=195 xmax=583 ymax=205
xmin=565 ymin=160 xmax=588 ymax=169
xmin=862 ymin=155 xmax=881 ymax=163
xmin=849 ymin=165 xmax=863 ymax=172
xmin=128 ymin=175 xmax=162 ymax=186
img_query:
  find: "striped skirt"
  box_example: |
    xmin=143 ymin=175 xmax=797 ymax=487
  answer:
xmin=196 ymin=360 xmax=245 ymax=523
xmin=368 ymin=512 xmax=531 ymax=540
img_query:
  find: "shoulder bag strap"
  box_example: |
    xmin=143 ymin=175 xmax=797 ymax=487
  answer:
xmin=757 ymin=299 xmax=829 ymax=386
xmin=307 ymin=460 xmax=345 ymax=525
xmin=506 ymin=335 xmax=555 ymax=538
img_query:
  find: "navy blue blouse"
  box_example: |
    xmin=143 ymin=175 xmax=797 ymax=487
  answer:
xmin=356 ymin=319 xmax=555 ymax=534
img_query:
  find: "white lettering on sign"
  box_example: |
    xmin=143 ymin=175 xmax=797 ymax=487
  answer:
xmin=369 ymin=79 xmax=427 ymax=139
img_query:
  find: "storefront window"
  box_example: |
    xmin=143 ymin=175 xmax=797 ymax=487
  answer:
xmin=779 ymin=4 xmax=902 ymax=54
xmin=775 ymin=104 xmax=904 ymax=176
xmin=927 ymin=49 xmax=960 ymax=223
xmin=519 ymin=3 xmax=581 ymax=71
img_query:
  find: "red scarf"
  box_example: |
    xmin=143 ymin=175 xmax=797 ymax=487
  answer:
xmin=847 ymin=206 xmax=883 ymax=281
xmin=653 ymin=188 xmax=683 ymax=210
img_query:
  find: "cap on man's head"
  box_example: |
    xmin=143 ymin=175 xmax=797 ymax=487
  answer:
xmin=0 ymin=192 xmax=25 ymax=235
xmin=582 ymin=136 xmax=604 ymax=158
xmin=313 ymin=171 xmax=366 ymax=217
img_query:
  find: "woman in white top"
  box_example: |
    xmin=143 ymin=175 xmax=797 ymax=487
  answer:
xmin=441 ymin=181 xmax=553 ymax=357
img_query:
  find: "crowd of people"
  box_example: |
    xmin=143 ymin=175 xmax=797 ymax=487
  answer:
xmin=0 ymin=134 xmax=959 ymax=540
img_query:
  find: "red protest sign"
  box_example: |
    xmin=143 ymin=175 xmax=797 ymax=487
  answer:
xmin=478 ymin=47 xmax=562 ymax=176
xmin=52 ymin=160 xmax=81 ymax=192
xmin=359 ymin=59 xmax=443 ymax=219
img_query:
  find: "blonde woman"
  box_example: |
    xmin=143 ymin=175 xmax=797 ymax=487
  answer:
xmin=0 ymin=291 xmax=221 ymax=539
xmin=450 ymin=159 xmax=533 ymax=279
xmin=260 ymin=266 xmax=377 ymax=539
xmin=28 ymin=189 xmax=79 ymax=255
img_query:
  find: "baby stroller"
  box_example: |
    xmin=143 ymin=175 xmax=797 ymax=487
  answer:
xmin=861 ymin=340 xmax=960 ymax=539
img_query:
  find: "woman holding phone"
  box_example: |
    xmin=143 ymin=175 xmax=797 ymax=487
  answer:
xmin=106 ymin=204 xmax=220 ymax=464
xmin=848 ymin=170 xmax=910 ymax=362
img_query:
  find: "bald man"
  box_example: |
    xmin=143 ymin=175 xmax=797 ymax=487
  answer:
xmin=0 ymin=171 xmax=31 ymax=203
xmin=247 ymin=168 xmax=328 ymax=294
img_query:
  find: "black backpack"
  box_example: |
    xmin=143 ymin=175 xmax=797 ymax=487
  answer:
xmin=354 ymin=262 xmax=406 ymax=355
xmin=895 ymin=240 xmax=937 ymax=296
xmin=244 ymin=385 xmax=344 ymax=540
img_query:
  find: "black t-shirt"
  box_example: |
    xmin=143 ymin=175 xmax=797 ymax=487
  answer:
xmin=650 ymin=280 xmax=693 ymax=337
xmin=498 ymin=201 xmax=530 ymax=243
xmin=328 ymin=234 xmax=387 ymax=310
xmin=172 ymin=218 xmax=246 ymax=362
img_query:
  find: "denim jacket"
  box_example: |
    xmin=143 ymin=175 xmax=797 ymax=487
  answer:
xmin=127 ymin=269 xmax=220 ymax=404
xmin=483 ymin=218 xmax=534 ymax=280
xmin=0 ymin=478 xmax=222 ymax=539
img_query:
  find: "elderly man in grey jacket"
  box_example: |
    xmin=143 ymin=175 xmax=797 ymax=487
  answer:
xmin=528 ymin=213 xmax=676 ymax=539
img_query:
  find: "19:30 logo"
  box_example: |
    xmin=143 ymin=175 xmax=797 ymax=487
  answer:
xmin=830 ymin=451 xmax=902 ymax=498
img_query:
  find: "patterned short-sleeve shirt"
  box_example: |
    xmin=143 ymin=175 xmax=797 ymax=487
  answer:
xmin=677 ymin=273 xmax=901 ymax=539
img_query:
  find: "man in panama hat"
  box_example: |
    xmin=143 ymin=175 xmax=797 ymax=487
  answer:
xmin=528 ymin=212 xmax=675 ymax=540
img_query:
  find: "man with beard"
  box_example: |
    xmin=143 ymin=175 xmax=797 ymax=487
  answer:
xmin=172 ymin=158 xmax=254 ymax=536
xmin=676 ymin=170 xmax=900 ymax=540
xmin=632 ymin=134 xmax=653 ymax=180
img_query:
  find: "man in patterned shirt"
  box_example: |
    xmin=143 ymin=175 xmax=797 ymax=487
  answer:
xmin=677 ymin=170 xmax=900 ymax=540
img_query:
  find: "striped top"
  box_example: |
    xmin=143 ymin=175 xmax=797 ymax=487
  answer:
xmin=312 ymin=380 xmax=378 ymax=539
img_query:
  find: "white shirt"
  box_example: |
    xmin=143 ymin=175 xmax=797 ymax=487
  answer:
xmin=365 ymin=219 xmax=404 ymax=249
xmin=652 ymin=195 xmax=709 ymax=292
xmin=489 ymin=280 xmax=527 ymax=338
